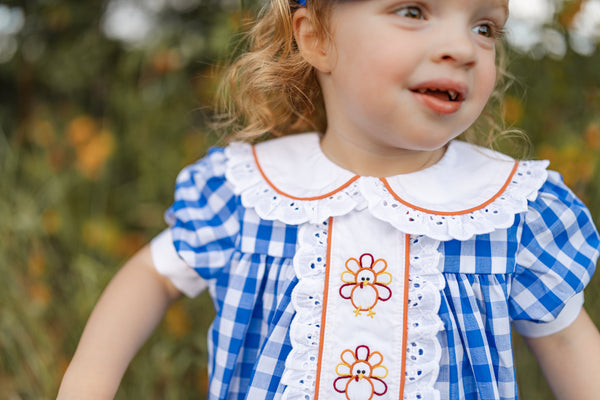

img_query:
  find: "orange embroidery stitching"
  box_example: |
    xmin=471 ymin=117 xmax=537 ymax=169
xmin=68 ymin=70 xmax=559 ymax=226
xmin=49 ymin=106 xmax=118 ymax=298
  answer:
xmin=333 ymin=345 xmax=389 ymax=400
xmin=339 ymin=253 xmax=393 ymax=317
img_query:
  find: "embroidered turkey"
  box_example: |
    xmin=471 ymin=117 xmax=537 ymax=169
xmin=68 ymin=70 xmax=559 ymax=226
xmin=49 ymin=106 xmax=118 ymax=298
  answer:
xmin=339 ymin=253 xmax=393 ymax=317
xmin=334 ymin=345 xmax=389 ymax=400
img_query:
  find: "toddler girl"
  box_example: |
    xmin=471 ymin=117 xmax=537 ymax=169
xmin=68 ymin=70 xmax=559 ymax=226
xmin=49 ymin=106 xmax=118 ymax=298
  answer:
xmin=58 ymin=0 xmax=600 ymax=399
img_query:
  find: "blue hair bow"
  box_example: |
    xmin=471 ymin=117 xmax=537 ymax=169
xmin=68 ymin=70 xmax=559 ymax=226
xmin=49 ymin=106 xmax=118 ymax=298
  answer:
xmin=297 ymin=0 xmax=306 ymax=5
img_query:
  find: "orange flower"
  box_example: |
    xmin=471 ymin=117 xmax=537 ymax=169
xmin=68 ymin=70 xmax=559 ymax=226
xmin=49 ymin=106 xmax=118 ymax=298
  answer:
xmin=75 ymin=130 xmax=116 ymax=179
xmin=29 ymin=281 xmax=52 ymax=306
xmin=67 ymin=115 xmax=116 ymax=179
xmin=67 ymin=115 xmax=97 ymax=148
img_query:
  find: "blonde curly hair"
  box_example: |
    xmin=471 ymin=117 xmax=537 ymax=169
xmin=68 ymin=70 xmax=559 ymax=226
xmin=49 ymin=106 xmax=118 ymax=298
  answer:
xmin=217 ymin=0 xmax=525 ymax=154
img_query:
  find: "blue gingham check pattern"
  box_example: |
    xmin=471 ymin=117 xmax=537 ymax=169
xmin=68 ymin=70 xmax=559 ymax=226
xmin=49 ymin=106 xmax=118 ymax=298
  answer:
xmin=166 ymin=148 xmax=599 ymax=400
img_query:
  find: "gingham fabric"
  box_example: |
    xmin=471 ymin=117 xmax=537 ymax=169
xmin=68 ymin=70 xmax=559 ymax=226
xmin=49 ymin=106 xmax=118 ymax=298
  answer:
xmin=165 ymin=147 xmax=599 ymax=400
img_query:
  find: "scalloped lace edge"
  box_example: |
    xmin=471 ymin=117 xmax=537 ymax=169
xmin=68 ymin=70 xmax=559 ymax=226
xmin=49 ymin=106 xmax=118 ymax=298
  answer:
xmin=364 ymin=160 xmax=549 ymax=241
xmin=225 ymin=142 xmax=365 ymax=225
xmin=404 ymin=235 xmax=445 ymax=400
xmin=281 ymin=221 xmax=328 ymax=400
xmin=226 ymin=142 xmax=549 ymax=240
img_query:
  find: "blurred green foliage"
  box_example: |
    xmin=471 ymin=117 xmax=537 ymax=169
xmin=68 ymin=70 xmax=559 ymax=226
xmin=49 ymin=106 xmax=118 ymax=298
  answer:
xmin=0 ymin=0 xmax=599 ymax=399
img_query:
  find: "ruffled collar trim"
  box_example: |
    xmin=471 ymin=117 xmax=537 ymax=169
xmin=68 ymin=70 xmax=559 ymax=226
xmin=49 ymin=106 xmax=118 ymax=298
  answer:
xmin=225 ymin=132 xmax=548 ymax=240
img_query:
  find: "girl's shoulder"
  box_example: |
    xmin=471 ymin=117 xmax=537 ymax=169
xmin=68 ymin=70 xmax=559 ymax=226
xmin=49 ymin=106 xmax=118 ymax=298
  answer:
xmin=175 ymin=146 xmax=229 ymax=184
xmin=521 ymin=167 xmax=599 ymax=254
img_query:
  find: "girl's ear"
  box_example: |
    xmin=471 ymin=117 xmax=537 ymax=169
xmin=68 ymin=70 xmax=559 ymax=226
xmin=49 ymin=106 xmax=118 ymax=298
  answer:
xmin=293 ymin=8 xmax=333 ymax=73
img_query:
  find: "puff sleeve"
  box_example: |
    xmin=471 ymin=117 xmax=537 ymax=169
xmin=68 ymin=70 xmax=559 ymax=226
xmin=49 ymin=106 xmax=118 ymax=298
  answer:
xmin=510 ymin=170 xmax=600 ymax=337
xmin=154 ymin=147 xmax=240 ymax=296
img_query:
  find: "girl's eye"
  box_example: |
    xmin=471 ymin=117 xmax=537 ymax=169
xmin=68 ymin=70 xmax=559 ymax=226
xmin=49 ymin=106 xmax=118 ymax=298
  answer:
xmin=397 ymin=6 xmax=424 ymax=20
xmin=473 ymin=23 xmax=505 ymax=39
xmin=473 ymin=24 xmax=492 ymax=37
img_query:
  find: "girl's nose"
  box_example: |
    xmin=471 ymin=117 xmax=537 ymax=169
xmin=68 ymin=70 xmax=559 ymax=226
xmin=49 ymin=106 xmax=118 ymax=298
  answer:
xmin=431 ymin=28 xmax=478 ymax=67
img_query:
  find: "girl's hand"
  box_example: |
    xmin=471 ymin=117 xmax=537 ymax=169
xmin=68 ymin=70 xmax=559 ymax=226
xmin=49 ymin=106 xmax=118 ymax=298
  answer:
xmin=524 ymin=309 xmax=600 ymax=400
xmin=56 ymin=245 xmax=182 ymax=400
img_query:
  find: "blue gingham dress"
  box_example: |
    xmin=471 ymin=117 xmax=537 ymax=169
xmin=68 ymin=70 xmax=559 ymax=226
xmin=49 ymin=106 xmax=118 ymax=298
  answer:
xmin=163 ymin=135 xmax=599 ymax=400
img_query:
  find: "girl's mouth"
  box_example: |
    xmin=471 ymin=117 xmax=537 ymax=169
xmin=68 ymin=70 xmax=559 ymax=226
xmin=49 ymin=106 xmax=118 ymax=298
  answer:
xmin=410 ymin=87 xmax=466 ymax=114
xmin=413 ymin=88 xmax=460 ymax=102
xmin=409 ymin=80 xmax=468 ymax=114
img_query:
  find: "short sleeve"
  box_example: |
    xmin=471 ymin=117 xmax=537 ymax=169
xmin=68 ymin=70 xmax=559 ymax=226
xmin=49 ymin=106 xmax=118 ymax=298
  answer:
xmin=510 ymin=170 xmax=600 ymax=335
xmin=151 ymin=229 xmax=208 ymax=297
xmin=165 ymin=147 xmax=240 ymax=281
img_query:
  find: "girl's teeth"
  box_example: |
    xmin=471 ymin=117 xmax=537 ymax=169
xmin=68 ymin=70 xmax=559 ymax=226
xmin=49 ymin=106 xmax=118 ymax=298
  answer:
xmin=414 ymin=88 xmax=460 ymax=101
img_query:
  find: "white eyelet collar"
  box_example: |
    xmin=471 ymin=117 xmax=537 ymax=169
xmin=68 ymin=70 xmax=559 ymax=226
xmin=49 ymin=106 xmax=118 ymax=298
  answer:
xmin=225 ymin=132 xmax=548 ymax=240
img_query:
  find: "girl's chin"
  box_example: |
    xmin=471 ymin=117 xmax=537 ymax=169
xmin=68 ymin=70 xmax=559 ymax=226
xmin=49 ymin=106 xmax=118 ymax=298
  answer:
xmin=398 ymin=136 xmax=458 ymax=153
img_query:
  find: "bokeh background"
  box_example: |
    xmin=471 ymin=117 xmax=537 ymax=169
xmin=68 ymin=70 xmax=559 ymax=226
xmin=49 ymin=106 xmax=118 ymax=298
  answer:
xmin=1 ymin=0 xmax=599 ymax=399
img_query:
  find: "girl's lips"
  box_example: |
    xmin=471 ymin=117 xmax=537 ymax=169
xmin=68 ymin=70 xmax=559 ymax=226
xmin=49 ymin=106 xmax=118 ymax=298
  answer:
xmin=412 ymin=90 xmax=463 ymax=114
xmin=409 ymin=79 xmax=468 ymax=115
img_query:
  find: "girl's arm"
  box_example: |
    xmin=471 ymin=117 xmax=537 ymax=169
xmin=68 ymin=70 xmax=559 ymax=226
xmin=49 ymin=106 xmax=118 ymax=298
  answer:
xmin=56 ymin=244 xmax=182 ymax=400
xmin=524 ymin=309 xmax=600 ymax=400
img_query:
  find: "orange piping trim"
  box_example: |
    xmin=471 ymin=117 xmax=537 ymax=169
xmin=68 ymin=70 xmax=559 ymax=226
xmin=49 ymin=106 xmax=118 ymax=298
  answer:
xmin=252 ymin=146 xmax=360 ymax=201
xmin=313 ymin=217 xmax=334 ymax=400
xmin=380 ymin=160 xmax=520 ymax=216
xmin=399 ymin=234 xmax=411 ymax=399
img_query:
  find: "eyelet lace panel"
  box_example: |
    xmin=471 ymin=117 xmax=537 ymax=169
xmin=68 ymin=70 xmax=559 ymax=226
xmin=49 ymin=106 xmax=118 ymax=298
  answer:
xmin=362 ymin=161 xmax=549 ymax=241
xmin=281 ymin=220 xmax=329 ymax=400
xmin=404 ymin=235 xmax=445 ymax=400
xmin=225 ymin=142 xmax=366 ymax=225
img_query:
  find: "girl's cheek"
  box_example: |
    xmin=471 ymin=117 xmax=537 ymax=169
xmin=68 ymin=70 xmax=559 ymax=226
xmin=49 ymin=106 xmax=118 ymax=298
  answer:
xmin=484 ymin=63 xmax=499 ymax=97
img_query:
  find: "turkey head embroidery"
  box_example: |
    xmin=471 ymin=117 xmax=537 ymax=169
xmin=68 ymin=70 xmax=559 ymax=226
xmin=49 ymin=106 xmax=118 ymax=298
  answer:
xmin=334 ymin=345 xmax=389 ymax=400
xmin=339 ymin=253 xmax=392 ymax=317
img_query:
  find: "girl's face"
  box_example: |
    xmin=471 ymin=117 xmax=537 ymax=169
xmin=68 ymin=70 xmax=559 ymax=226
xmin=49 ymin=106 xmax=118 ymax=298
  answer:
xmin=313 ymin=0 xmax=508 ymax=176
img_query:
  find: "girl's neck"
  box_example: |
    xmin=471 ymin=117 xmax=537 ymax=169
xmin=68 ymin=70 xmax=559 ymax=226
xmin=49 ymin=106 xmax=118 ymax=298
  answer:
xmin=320 ymin=131 xmax=448 ymax=177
